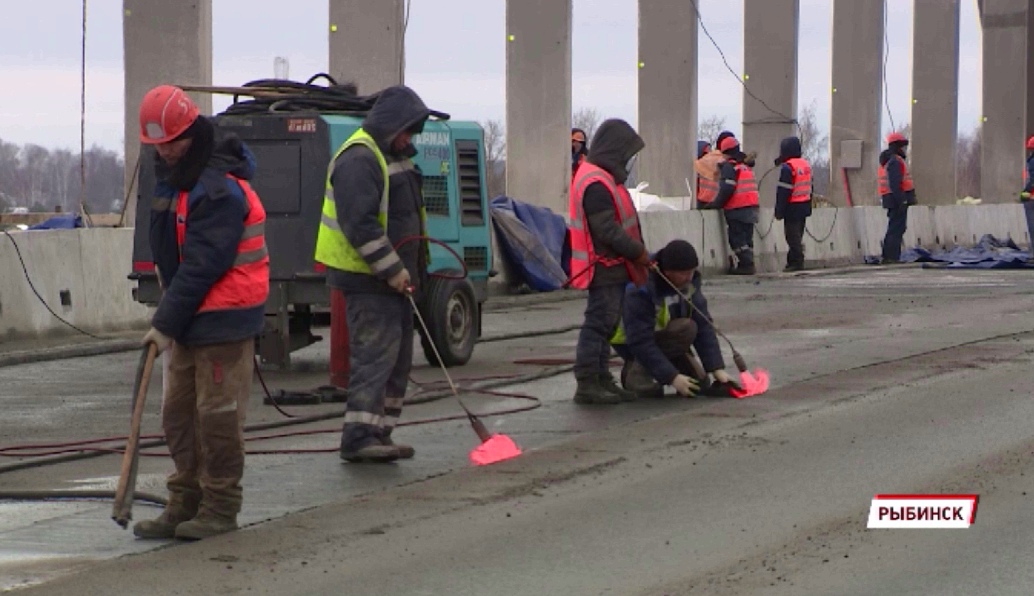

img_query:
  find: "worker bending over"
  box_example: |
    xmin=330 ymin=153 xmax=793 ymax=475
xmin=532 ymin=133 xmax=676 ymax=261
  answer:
xmin=877 ymin=132 xmax=916 ymax=264
xmin=773 ymin=136 xmax=813 ymax=272
xmin=569 ymin=119 xmax=651 ymax=405
xmin=610 ymin=240 xmax=734 ymax=398
xmin=315 ymin=86 xmax=432 ymax=463
xmin=134 ymin=85 xmax=269 ymax=540
xmin=702 ymin=135 xmax=760 ymax=275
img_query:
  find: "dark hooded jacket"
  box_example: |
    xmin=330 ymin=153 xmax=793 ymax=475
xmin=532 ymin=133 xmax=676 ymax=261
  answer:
xmin=581 ymin=119 xmax=647 ymax=286
xmin=1026 ymin=153 xmax=1034 ymax=194
xmin=774 ymin=136 xmax=812 ymax=221
xmin=150 ymin=119 xmax=265 ymax=346
xmin=710 ymin=153 xmax=760 ymax=224
xmin=878 ymin=145 xmax=916 ymax=210
xmin=328 ymin=85 xmax=431 ymax=296
xmin=612 ymin=268 xmax=724 ymax=384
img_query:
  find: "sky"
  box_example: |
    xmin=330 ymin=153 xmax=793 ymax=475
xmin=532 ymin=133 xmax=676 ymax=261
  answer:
xmin=0 ymin=0 xmax=983 ymax=156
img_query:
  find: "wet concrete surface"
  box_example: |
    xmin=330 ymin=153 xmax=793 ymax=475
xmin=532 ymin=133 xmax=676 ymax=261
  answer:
xmin=3 ymin=266 xmax=1034 ymax=593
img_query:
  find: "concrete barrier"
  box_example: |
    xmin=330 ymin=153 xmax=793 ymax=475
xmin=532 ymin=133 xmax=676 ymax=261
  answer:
xmin=0 ymin=228 xmax=151 ymax=342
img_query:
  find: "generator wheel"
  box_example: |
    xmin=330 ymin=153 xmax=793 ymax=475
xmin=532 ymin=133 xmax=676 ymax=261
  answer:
xmin=418 ymin=273 xmax=478 ymax=368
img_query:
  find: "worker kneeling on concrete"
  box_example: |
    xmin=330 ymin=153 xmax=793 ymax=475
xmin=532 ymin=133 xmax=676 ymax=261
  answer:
xmin=134 ymin=85 xmax=270 ymax=540
xmin=610 ymin=240 xmax=734 ymax=398
xmin=315 ymin=85 xmax=432 ymax=463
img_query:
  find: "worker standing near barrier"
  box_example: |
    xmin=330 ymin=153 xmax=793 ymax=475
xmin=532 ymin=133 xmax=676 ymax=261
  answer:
xmin=773 ymin=136 xmax=813 ymax=272
xmin=610 ymin=240 xmax=734 ymax=399
xmin=1020 ymin=136 xmax=1034 ymax=257
xmin=133 ymin=85 xmax=270 ymax=540
xmin=572 ymin=128 xmax=589 ymax=179
xmin=569 ymin=119 xmax=651 ymax=405
xmin=702 ymin=135 xmax=759 ymax=275
xmin=877 ymin=132 xmax=916 ymax=264
xmin=315 ymin=85 xmax=432 ymax=463
xmin=695 ymin=140 xmax=721 ymax=208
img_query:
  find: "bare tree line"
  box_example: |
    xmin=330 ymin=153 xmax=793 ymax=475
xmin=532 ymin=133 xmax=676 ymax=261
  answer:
xmin=0 ymin=138 xmax=124 ymax=214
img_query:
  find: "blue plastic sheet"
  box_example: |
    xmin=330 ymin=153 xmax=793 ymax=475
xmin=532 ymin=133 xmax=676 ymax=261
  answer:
xmin=489 ymin=196 xmax=570 ymax=291
xmin=865 ymin=234 xmax=1034 ymax=268
xmin=27 ymin=214 xmax=82 ymax=230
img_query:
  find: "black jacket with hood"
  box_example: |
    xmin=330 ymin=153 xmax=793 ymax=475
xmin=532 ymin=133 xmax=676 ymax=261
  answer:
xmin=581 ymin=119 xmax=648 ymax=286
xmin=710 ymin=156 xmax=760 ymax=225
xmin=328 ymin=85 xmax=431 ymax=297
xmin=774 ymin=136 xmax=812 ymax=221
xmin=878 ymin=146 xmax=916 ymax=210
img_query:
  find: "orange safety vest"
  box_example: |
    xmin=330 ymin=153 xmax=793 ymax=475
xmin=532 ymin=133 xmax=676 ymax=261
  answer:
xmin=568 ymin=162 xmax=647 ymax=289
xmin=697 ymin=176 xmax=719 ymax=204
xmin=175 ymin=175 xmax=270 ymax=313
xmin=877 ymin=154 xmax=915 ymax=196
xmin=723 ymin=163 xmax=760 ymax=210
xmin=784 ymin=157 xmax=813 ymax=204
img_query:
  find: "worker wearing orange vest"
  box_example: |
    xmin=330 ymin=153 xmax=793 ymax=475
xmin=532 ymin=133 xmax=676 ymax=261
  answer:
xmin=133 ymin=85 xmax=270 ymax=541
xmin=702 ymin=135 xmax=760 ymax=275
xmin=773 ymin=136 xmax=813 ymax=272
xmin=568 ymin=118 xmax=651 ymax=405
xmin=1022 ymin=135 xmax=1034 ymax=199
xmin=695 ymin=140 xmax=721 ymax=208
xmin=877 ymin=132 xmax=916 ymax=264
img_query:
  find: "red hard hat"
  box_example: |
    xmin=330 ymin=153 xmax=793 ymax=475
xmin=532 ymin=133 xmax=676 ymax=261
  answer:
xmin=886 ymin=132 xmax=908 ymax=146
xmin=1026 ymin=136 xmax=1034 ymax=150
xmin=139 ymin=85 xmax=200 ymax=144
xmin=718 ymin=136 xmax=740 ymax=153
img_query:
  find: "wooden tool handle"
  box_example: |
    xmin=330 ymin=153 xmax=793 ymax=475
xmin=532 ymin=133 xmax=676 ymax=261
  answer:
xmin=112 ymin=343 xmax=158 ymax=528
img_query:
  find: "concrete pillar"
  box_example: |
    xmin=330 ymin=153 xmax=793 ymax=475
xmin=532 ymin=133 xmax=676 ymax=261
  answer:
xmin=911 ymin=0 xmax=960 ymax=204
xmin=637 ymin=0 xmax=699 ymax=199
xmin=122 ymin=0 xmax=212 ymax=227
xmin=829 ymin=0 xmax=883 ymax=206
xmin=742 ymin=0 xmax=798 ymax=208
xmin=505 ymin=0 xmax=572 ymax=214
xmin=328 ymin=0 xmax=405 ymax=94
xmin=980 ymin=0 xmax=1028 ymax=203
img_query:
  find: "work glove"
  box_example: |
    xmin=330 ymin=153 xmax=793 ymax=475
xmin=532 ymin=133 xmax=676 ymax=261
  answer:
xmin=387 ymin=267 xmax=412 ymax=294
xmin=712 ymin=369 xmax=733 ymax=384
xmin=142 ymin=327 xmax=172 ymax=354
xmin=671 ymin=374 xmax=700 ymax=397
xmin=1021 ymin=192 xmax=1031 ymax=202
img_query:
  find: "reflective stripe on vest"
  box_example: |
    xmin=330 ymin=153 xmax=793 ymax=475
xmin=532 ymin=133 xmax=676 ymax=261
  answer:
xmin=568 ymin=162 xmax=646 ymax=290
xmin=610 ymin=293 xmax=680 ymax=345
xmin=877 ymin=155 xmax=915 ymax=196
xmin=724 ymin=164 xmax=760 ymax=210
xmin=783 ymin=157 xmax=813 ymax=204
xmin=697 ymin=176 xmax=719 ymax=204
xmin=175 ymin=176 xmax=269 ymax=313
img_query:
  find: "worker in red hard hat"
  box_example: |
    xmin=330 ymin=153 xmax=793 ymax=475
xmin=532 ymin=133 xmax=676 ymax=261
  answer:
xmin=877 ymin=131 xmax=916 ymax=264
xmin=701 ymin=135 xmax=760 ymax=275
xmin=133 ymin=84 xmax=269 ymax=541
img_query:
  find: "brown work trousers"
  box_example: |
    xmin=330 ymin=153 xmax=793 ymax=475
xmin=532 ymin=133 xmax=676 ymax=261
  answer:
xmin=624 ymin=318 xmax=702 ymax=391
xmin=162 ymin=339 xmax=253 ymax=519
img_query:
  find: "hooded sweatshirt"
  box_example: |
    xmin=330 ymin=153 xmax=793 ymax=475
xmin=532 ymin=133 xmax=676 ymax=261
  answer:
xmin=774 ymin=136 xmax=811 ymax=221
xmin=328 ymin=85 xmax=432 ymax=296
xmin=581 ymin=119 xmax=648 ymax=286
xmin=150 ymin=121 xmax=265 ymax=346
xmin=878 ymin=145 xmax=915 ymax=209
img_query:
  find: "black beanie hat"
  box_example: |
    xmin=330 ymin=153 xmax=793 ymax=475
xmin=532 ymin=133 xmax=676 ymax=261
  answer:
xmin=658 ymin=240 xmax=699 ymax=272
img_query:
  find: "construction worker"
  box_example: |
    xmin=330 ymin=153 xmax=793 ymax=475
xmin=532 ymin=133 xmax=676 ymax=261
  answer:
xmin=610 ymin=239 xmax=734 ymax=399
xmin=773 ymin=136 xmax=813 ymax=272
xmin=568 ymin=118 xmax=651 ymax=405
xmin=695 ymin=140 xmax=721 ymax=208
xmin=877 ymin=132 xmax=916 ymax=264
xmin=133 ymin=85 xmax=269 ymax=540
xmin=1021 ymin=136 xmax=1034 ymax=256
xmin=702 ymin=135 xmax=760 ymax=275
xmin=315 ymin=85 xmax=432 ymax=463
xmin=572 ymin=128 xmax=588 ymax=177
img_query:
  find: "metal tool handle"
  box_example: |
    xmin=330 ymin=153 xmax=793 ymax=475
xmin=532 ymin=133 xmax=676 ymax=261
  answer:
xmin=112 ymin=342 xmax=158 ymax=528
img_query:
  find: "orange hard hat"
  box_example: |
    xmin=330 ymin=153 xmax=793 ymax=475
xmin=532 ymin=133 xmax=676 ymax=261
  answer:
xmin=886 ymin=132 xmax=908 ymax=146
xmin=1026 ymin=136 xmax=1034 ymax=150
xmin=718 ymin=136 xmax=740 ymax=153
xmin=139 ymin=85 xmax=200 ymax=144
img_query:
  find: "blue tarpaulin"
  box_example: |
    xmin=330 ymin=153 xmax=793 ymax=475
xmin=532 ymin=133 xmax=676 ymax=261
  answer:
xmin=27 ymin=214 xmax=82 ymax=230
xmin=865 ymin=234 xmax=1034 ymax=268
xmin=490 ymin=196 xmax=571 ymax=291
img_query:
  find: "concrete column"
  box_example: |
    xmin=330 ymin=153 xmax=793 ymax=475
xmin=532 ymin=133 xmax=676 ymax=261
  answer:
xmin=122 ymin=0 xmax=212 ymax=226
xmin=911 ymin=0 xmax=960 ymax=204
xmin=829 ymin=0 xmax=883 ymax=206
xmin=637 ymin=0 xmax=699 ymax=199
xmin=328 ymin=0 xmax=405 ymax=94
xmin=980 ymin=0 xmax=1028 ymax=203
xmin=505 ymin=0 xmax=572 ymax=214
xmin=742 ymin=0 xmax=798 ymax=208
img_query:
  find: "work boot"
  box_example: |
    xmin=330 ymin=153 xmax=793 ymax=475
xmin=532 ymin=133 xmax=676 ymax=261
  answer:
xmin=132 ymin=495 xmax=199 ymax=539
xmin=572 ymin=375 xmax=622 ymax=405
xmin=174 ymin=510 xmax=238 ymax=541
xmin=381 ymin=434 xmax=415 ymax=459
xmin=340 ymin=442 xmax=401 ymax=463
xmin=730 ymin=263 xmax=756 ymax=275
xmin=621 ymin=361 xmax=664 ymax=399
xmin=784 ymin=263 xmax=803 ymax=272
xmin=599 ymin=372 xmax=638 ymax=402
